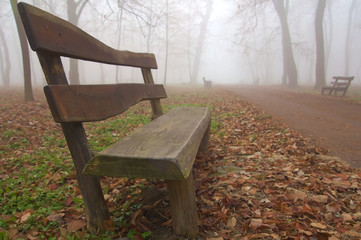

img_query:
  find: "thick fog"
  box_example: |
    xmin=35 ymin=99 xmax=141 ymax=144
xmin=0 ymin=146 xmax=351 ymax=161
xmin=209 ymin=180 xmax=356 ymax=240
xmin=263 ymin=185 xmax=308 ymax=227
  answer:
xmin=0 ymin=0 xmax=360 ymax=87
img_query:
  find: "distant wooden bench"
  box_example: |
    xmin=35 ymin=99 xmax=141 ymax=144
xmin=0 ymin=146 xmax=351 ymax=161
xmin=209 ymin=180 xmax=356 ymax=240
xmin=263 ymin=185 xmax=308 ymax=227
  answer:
xmin=203 ymin=77 xmax=212 ymax=89
xmin=321 ymin=76 xmax=354 ymax=97
xmin=18 ymin=2 xmax=211 ymax=237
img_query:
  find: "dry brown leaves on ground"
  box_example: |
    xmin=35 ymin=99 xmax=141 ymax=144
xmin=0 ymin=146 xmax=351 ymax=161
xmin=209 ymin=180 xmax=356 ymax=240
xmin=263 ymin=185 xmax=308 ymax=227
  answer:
xmin=0 ymin=88 xmax=360 ymax=239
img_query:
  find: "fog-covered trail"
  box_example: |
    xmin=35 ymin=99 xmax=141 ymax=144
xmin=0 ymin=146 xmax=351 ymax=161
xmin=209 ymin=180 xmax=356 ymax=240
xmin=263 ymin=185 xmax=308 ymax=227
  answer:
xmin=225 ymin=85 xmax=361 ymax=168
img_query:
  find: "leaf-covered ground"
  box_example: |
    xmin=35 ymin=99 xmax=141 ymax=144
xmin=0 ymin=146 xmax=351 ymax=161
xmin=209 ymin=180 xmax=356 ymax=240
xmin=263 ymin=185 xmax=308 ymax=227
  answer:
xmin=0 ymin=87 xmax=360 ymax=240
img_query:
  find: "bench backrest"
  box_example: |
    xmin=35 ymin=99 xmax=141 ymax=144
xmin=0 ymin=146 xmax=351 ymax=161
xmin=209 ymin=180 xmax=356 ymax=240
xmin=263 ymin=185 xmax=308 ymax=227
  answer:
xmin=332 ymin=76 xmax=354 ymax=87
xmin=333 ymin=76 xmax=354 ymax=81
xmin=17 ymin=2 xmax=164 ymax=121
xmin=17 ymin=2 xmax=157 ymax=69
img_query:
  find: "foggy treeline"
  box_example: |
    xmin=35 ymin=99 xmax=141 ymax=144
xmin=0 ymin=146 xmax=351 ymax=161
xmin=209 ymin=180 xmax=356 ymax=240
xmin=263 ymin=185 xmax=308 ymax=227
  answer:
xmin=0 ymin=0 xmax=360 ymax=94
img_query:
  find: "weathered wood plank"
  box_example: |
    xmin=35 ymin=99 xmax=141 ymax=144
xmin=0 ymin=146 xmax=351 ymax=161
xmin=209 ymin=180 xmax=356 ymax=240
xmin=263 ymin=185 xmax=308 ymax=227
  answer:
xmin=44 ymin=83 xmax=166 ymax=123
xmin=35 ymin=52 xmax=111 ymax=234
xmin=167 ymin=171 xmax=198 ymax=237
xmin=83 ymin=107 xmax=211 ymax=180
xmin=17 ymin=2 xmax=157 ymax=69
xmin=141 ymin=68 xmax=163 ymax=119
xmin=61 ymin=123 xmax=111 ymax=234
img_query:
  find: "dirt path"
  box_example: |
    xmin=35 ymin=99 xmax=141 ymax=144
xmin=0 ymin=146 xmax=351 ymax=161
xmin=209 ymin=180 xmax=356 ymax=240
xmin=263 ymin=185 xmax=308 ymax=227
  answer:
xmin=225 ymin=85 xmax=361 ymax=168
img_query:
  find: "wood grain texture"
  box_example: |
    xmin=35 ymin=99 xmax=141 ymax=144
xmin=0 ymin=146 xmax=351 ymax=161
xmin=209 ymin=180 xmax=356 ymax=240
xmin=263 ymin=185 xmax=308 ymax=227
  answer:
xmin=36 ymin=51 xmax=68 ymax=85
xmin=34 ymin=52 xmax=111 ymax=234
xmin=83 ymin=107 xmax=211 ymax=180
xmin=17 ymin=2 xmax=157 ymax=69
xmin=44 ymin=83 xmax=166 ymax=123
xmin=61 ymin=123 xmax=111 ymax=234
xmin=167 ymin=171 xmax=198 ymax=237
xmin=141 ymin=68 xmax=163 ymax=119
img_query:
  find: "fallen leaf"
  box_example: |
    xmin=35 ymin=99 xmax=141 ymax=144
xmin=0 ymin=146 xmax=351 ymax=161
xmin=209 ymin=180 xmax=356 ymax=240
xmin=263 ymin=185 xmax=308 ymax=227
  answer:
xmin=310 ymin=195 xmax=328 ymax=203
xmin=250 ymin=233 xmax=270 ymax=238
xmin=226 ymin=217 xmax=237 ymax=229
xmin=47 ymin=183 xmax=58 ymax=190
xmin=341 ymin=213 xmax=353 ymax=221
xmin=311 ymin=222 xmax=327 ymax=230
xmin=288 ymin=189 xmax=307 ymax=201
xmin=326 ymin=203 xmax=341 ymax=213
xmin=67 ymin=219 xmax=87 ymax=232
xmin=345 ymin=230 xmax=361 ymax=237
xmin=250 ymin=218 xmax=263 ymax=228
xmin=299 ymin=229 xmax=313 ymax=236
xmin=18 ymin=212 xmax=31 ymax=223
xmin=47 ymin=213 xmax=65 ymax=222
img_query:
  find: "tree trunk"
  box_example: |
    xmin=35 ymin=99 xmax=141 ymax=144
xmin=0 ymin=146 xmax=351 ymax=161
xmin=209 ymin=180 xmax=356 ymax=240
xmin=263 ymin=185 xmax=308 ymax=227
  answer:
xmin=0 ymin=27 xmax=11 ymax=87
xmin=272 ymin=0 xmax=298 ymax=87
xmin=67 ymin=0 xmax=88 ymax=84
xmin=115 ymin=2 xmax=124 ymax=83
xmin=69 ymin=59 xmax=80 ymax=85
xmin=344 ymin=0 xmax=356 ymax=76
xmin=163 ymin=0 xmax=169 ymax=86
xmin=190 ymin=0 xmax=213 ymax=84
xmin=324 ymin=1 xmax=333 ymax=75
xmin=314 ymin=0 xmax=326 ymax=89
xmin=10 ymin=0 xmax=34 ymax=101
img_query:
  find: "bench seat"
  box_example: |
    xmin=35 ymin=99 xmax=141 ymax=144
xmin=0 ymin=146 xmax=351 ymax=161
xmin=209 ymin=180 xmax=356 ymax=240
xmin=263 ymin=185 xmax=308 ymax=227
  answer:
xmin=83 ymin=107 xmax=211 ymax=180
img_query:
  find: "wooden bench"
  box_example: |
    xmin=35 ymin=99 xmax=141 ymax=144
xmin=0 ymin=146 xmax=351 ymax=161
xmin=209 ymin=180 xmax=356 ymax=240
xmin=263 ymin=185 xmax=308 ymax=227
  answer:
xmin=321 ymin=76 xmax=354 ymax=96
xmin=202 ymin=77 xmax=212 ymax=89
xmin=18 ymin=2 xmax=211 ymax=237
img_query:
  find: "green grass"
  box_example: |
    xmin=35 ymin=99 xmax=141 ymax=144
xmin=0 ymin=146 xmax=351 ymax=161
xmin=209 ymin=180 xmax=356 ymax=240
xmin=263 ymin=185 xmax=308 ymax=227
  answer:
xmin=0 ymin=100 xmax=215 ymax=239
xmin=0 ymin=104 xmax=185 ymax=238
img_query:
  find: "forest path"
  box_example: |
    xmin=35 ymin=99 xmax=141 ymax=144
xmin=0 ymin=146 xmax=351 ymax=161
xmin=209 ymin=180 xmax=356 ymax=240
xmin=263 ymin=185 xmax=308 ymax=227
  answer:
xmin=225 ymin=85 xmax=361 ymax=168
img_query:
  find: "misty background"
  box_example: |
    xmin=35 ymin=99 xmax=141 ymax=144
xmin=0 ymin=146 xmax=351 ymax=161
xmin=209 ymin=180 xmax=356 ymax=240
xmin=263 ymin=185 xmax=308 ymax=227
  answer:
xmin=1 ymin=0 xmax=361 ymax=88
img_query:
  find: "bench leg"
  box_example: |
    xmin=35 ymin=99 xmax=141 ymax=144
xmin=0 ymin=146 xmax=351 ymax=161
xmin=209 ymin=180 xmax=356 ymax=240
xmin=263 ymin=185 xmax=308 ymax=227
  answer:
xmin=198 ymin=121 xmax=211 ymax=152
xmin=61 ymin=123 xmax=111 ymax=234
xmin=166 ymin=171 xmax=198 ymax=237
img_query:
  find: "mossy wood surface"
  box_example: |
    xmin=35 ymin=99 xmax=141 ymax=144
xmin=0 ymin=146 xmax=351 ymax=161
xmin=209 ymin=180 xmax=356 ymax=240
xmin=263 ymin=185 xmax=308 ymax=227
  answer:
xmin=83 ymin=107 xmax=211 ymax=180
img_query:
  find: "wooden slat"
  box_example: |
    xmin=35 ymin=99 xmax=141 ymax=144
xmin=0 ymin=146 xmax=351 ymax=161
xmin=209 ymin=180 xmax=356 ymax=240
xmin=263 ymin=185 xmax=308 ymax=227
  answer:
xmin=17 ymin=2 xmax=157 ymax=69
xmin=333 ymin=76 xmax=354 ymax=81
xmin=83 ymin=107 xmax=211 ymax=180
xmin=141 ymin=68 xmax=163 ymax=119
xmin=44 ymin=84 xmax=167 ymax=123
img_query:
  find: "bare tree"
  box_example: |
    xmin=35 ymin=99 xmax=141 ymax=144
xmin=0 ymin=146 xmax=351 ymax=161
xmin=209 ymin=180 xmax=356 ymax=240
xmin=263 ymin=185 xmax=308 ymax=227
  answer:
xmin=115 ymin=1 xmax=124 ymax=83
xmin=0 ymin=26 xmax=11 ymax=86
xmin=67 ymin=0 xmax=88 ymax=84
xmin=190 ymin=0 xmax=213 ymax=84
xmin=10 ymin=0 xmax=34 ymax=101
xmin=314 ymin=0 xmax=326 ymax=89
xmin=344 ymin=0 xmax=357 ymax=76
xmin=272 ymin=0 xmax=298 ymax=87
xmin=163 ymin=0 xmax=170 ymax=85
xmin=324 ymin=0 xmax=333 ymax=74
xmin=231 ymin=0 xmax=298 ymax=86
